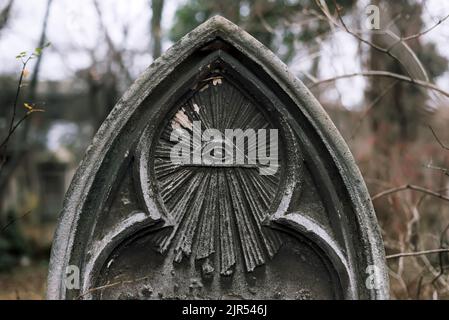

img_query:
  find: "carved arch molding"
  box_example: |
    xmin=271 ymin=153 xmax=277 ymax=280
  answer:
xmin=47 ymin=17 xmax=389 ymax=300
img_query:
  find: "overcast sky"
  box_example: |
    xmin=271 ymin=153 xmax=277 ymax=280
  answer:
xmin=1 ymin=0 xmax=449 ymax=109
xmin=0 ymin=0 xmax=180 ymax=80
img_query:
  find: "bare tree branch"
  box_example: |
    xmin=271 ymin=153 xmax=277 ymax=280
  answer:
xmin=384 ymin=12 xmax=449 ymax=55
xmin=310 ymin=70 xmax=449 ymax=99
xmin=425 ymin=163 xmax=449 ymax=177
xmin=317 ymin=0 xmax=413 ymax=76
xmin=0 ymin=54 xmax=44 ymax=174
xmin=77 ymin=275 xmax=149 ymax=299
xmin=401 ymin=13 xmax=449 ymax=42
xmin=92 ymin=0 xmax=132 ymax=83
xmin=428 ymin=125 xmax=449 ymax=150
xmin=387 ymin=248 xmax=449 ymax=260
xmin=372 ymin=184 xmax=449 ymax=202
xmin=432 ymin=223 xmax=449 ymax=285
xmin=0 ymin=210 xmax=31 ymax=234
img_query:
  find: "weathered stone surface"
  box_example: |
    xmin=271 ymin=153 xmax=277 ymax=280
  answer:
xmin=47 ymin=16 xmax=389 ymax=300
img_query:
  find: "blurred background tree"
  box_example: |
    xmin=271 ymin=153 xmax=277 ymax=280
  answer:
xmin=170 ymin=0 xmax=356 ymax=65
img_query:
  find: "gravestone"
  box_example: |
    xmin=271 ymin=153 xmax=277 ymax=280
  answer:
xmin=47 ymin=16 xmax=389 ymax=300
xmin=37 ymin=161 xmax=68 ymax=222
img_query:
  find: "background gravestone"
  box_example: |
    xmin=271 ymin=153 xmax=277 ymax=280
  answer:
xmin=47 ymin=16 xmax=389 ymax=300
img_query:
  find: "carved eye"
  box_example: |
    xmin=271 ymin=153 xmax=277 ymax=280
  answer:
xmin=152 ymin=76 xmax=285 ymax=274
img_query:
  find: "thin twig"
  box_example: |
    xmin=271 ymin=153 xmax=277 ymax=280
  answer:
xmin=320 ymin=0 xmax=412 ymax=77
xmin=77 ymin=275 xmax=149 ymax=299
xmin=372 ymin=184 xmax=449 ymax=202
xmin=0 ymin=210 xmax=31 ymax=234
xmin=2 ymin=57 xmax=31 ymax=151
xmin=0 ymin=56 xmax=35 ymax=174
xmin=432 ymin=223 xmax=449 ymax=285
xmin=0 ymin=112 xmax=37 ymax=152
xmin=310 ymin=71 xmax=449 ymax=98
xmin=428 ymin=125 xmax=449 ymax=150
xmin=387 ymin=248 xmax=449 ymax=259
xmin=386 ymin=13 xmax=449 ymax=53
xmin=425 ymin=163 xmax=449 ymax=177
xmin=402 ymin=13 xmax=449 ymax=42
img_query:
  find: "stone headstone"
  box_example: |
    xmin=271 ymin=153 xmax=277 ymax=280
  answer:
xmin=37 ymin=161 xmax=68 ymax=222
xmin=47 ymin=16 xmax=389 ymax=300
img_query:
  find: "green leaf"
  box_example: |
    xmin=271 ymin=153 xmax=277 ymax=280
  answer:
xmin=15 ymin=51 xmax=27 ymax=59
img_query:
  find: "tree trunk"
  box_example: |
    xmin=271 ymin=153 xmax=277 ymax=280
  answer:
xmin=0 ymin=0 xmax=14 ymax=35
xmin=151 ymin=0 xmax=164 ymax=59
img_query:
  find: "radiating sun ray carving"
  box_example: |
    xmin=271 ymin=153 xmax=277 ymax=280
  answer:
xmin=151 ymin=77 xmax=285 ymax=275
